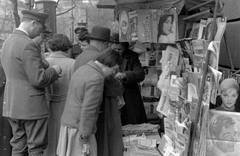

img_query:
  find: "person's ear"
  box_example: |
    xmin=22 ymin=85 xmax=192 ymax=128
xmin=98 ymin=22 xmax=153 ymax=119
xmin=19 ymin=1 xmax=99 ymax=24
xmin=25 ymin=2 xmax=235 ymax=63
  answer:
xmin=102 ymin=41 xmax=109 ymax=50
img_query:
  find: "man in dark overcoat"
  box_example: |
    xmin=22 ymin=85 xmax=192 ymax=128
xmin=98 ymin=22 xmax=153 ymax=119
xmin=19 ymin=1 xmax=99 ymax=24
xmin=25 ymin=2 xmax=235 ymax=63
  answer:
xmin=1 ymin=10 xmax=62 ymax=156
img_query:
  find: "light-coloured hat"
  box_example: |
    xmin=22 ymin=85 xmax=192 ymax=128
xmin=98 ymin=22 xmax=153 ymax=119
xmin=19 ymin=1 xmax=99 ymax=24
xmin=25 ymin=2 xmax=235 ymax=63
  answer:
xmin=220 ymin=78 xmax=239 ymax=92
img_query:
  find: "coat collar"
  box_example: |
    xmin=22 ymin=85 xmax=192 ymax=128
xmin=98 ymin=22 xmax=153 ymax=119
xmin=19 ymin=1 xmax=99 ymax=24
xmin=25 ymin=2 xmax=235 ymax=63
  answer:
xmin=13 ymin=29 xmax=30 ymax=38
xmin=84 ymin=45 xmax=100 ymax=52
xmin=87 ymin=60 xmax=105 ymax=78
xmin=48 ymin=51 xmax=70 ymax=58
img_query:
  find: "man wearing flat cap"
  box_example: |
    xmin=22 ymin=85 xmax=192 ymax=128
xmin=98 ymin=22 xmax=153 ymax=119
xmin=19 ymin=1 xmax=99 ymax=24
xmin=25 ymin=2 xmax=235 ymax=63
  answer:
xmin=69 ymin=27 xmax=89 ymax=59
xmin=1 ymin=9 xmax=62 ymax=156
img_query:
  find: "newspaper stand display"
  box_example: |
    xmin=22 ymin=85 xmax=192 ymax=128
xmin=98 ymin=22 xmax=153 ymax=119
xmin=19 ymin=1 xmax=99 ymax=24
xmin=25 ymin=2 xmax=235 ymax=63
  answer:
xmin=114 ymin=0 xmax=226 ymax=155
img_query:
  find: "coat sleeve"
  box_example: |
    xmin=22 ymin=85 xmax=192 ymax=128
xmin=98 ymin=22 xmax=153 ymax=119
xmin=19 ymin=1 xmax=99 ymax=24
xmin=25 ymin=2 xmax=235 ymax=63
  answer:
xmin=123 ymin=53 xmax=145 ymax=83
xmin=21 ymin=41 xmax=59 ymax=88
xmin=79 ymin=76 xmax=104 ymax=144
xmin=104 ymin=75 xmax=124 ymax=97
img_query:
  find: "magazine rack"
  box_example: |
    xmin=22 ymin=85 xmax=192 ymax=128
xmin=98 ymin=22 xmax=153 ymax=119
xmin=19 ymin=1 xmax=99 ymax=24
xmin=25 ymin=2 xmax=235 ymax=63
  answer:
xmin=182 ymin=0 xmax=223 ymax=156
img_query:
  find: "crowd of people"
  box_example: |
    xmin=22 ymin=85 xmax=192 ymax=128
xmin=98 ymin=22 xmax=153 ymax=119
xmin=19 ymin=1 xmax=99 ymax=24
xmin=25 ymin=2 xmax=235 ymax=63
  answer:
xmin=0 ymin=9 xmax=148 ymax=156
xmin=1 ymin=8 xmax=240 ymax=156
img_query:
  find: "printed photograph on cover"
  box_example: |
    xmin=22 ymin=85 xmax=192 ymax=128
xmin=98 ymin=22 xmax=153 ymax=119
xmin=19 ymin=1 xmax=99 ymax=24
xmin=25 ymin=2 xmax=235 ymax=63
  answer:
xmin=157 ymin=8 xmax=177 ymax=44
xmin=119 ymin=9 xmax=130 ymax=42
xmin=128 ymin=10 xmax=138 ymax=41
xmin=176 ymin=39 xmax=194 ymax=65
xmin=206 ymin=110 xmax=240 ymax=156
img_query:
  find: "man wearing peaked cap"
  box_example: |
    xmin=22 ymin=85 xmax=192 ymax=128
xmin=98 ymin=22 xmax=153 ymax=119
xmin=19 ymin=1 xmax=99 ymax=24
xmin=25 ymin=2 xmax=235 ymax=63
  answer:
xmin=0 ymin=9 xmax=62 ymax=156
xmin=73 ymin=26 xmax=111 ymax=72
xmin=22 ymin=9 xmax=49 ymax=31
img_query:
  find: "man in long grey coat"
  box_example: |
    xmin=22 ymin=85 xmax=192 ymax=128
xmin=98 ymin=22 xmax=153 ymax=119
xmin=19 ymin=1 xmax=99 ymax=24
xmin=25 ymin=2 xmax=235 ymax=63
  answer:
xmin=1 ymin=10 xmax=62 ymax=156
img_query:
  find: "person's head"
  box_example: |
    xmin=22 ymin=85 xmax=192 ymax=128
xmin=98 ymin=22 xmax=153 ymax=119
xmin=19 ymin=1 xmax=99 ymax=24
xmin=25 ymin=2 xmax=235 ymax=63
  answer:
xmin=110 ymin=33 xmax=129 ymax=55
xmin=220 ymin=78 xmax=239 ymax=109
xmin=78 ymin=30 xmax=90 ymax=50
xmin=158 ymin=14 xmax=174 ymax=36
xmin=19 ymin=10 xmax=49 ymax=39
xmin=209 ymin=115 xmax=237 ymax=153
xmin=47 ymin=34 xmax=72 ymax=53
xmin=88 ymin=26 xmax=111 ymax=52
xmin=95 ymin=49 xmax=123 ymax=77
xmin=75 ymin=27 xmax=88 ymax=35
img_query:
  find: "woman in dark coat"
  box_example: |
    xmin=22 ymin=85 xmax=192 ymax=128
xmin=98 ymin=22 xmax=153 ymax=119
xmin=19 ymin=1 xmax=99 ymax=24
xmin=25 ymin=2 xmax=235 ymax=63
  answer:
xmin=96 ymin=76 xmax=124 ymax=156
xmin=111 ymin=33 xmax=147 ymax=126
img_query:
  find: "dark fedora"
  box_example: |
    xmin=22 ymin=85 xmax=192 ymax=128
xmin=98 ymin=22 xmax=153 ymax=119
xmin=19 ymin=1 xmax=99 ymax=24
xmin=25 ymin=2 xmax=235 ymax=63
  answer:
xmin=87 ymin=26 xmax=111 ymax=42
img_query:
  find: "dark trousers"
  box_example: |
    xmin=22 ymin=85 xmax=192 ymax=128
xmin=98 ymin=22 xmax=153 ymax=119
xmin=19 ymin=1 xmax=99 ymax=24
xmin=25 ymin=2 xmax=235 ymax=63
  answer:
xmin=7 ymin=117 xmax=48 ymax=156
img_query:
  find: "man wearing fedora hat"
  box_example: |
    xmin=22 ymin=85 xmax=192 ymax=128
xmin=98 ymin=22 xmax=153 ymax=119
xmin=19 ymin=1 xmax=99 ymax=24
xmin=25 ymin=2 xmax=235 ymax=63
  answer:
xmin=73 ymin=26 xmax=111 ymax=72
xmin=1 ymin=9 xmax=62 ymax=156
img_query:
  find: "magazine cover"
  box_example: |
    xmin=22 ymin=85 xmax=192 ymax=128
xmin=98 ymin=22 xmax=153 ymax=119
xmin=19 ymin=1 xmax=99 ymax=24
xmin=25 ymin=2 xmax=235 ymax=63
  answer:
xmin=138 ymin=9 xmax=152 ymax=43
xmin=184 ymin=22 xmax=193 ymax=38
xmin=197 ymin=19 xmax=207 ymax=40
xmin=206 ymin=110 xmax=240 ymax=156
xmin=119 ymin=9 xmax=130 ymax=42
xmin=137 ymin=9 xmax=158 ymax=43
xmin=191 ymin=23 xmax=200 ymax=39
xmin=157 ymin=8 xmax=177 ymax=44
xmin=128 ymin=10 xmax=138 ymax=41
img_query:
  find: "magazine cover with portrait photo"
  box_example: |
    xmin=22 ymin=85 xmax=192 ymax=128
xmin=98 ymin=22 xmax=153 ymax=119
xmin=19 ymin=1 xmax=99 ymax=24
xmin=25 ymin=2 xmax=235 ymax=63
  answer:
xmin=206 ymin=110 xmax=240 ymax=156
xmin=157 ymin=8 xmax=178 ymax=44
xmin=119 ymin=9 xmax=130 ymax=42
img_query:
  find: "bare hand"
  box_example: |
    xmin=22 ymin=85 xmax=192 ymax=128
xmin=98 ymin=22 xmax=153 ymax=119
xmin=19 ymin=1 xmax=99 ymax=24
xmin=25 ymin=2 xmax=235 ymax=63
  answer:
xmin=82 ymin=143 xmax=90 ymax=155
xmin=115 ymin=72 xmax=126 ymax=80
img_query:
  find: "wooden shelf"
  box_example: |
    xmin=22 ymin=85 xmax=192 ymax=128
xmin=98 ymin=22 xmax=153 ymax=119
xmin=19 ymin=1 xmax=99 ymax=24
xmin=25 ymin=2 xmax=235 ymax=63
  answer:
xmin=187 ymin=0 xmax=215 ymax=12
xmin=183 ymin=9 xmax=223 ymax=22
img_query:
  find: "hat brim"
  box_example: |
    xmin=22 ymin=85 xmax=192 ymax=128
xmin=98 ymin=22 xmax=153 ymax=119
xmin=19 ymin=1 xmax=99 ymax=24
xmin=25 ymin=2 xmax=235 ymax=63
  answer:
xmin=86 ymin=35 xmax=111 ymax=42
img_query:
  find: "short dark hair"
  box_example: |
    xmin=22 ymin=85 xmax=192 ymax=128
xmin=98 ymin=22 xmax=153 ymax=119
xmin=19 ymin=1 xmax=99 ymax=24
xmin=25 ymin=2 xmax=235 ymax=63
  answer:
xmin=209 ymin=115 xmax=235 ymax=139
xmin=96 ymin=49 xmax=122 ymax=68
xmin=110 ymin=33 xmax=129 ymax=48
xmin=78 ymin=31 xmax=90 ymax=43
xmin=47 ymin=34 xmax=72 ymax=52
